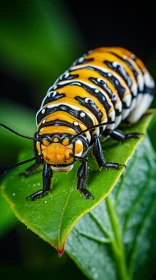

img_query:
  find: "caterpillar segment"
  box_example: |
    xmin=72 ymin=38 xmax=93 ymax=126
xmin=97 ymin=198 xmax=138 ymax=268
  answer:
xmin=90 ymin=47 xmax=155 ymax=122
xmin=4 ymin=47 xmax=154 ymax=200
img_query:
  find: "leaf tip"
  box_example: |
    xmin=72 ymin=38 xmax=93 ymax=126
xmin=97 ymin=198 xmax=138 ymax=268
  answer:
xmin=57 ymin=245 xmax=65 ymax=257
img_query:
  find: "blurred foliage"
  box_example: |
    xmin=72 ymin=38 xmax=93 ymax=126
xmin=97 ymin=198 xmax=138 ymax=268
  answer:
xmin=0 ymin=267 xmax=87 ymax=280
xmin=0 ymin=100 xmax=35 ymax=238
xmin=0 ymin=194 xmax=16 ymax=238
xmin=0 ymin=0 xmax=84 ymax=104
xmin=0 ymin=100 xmax=35 ymax=167
xmin=1 ymin=224 xmax=87 ymax=280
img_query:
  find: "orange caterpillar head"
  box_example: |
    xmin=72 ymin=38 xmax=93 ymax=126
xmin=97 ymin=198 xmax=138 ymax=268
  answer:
xmin=36 ymin=136 xmax=84 ymax=171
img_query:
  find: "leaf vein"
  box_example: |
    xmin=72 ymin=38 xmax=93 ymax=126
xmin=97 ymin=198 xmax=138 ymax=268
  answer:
xmin=123 ymin=172 xmax=155 ymax=232
xmin=57 ymin=188 xmax=73 ymax=249
xmin=89 ymin=212 xmax=111 ymax=240
xmin=128 ymin=197 xmax=156 ymax=277
xmin=74 ymin=228 xmax=110 ymax=244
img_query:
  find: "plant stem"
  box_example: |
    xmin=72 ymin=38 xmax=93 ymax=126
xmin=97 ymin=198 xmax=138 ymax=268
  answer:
xmin=106 ymin=196 xmax=129 ymax=280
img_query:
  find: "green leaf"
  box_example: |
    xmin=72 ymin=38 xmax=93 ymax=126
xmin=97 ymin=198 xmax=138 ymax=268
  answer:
xmin=1 ymin=111 xmax=155 ymax=256
xmin=66 ymin=136 xmax=156 ymax=280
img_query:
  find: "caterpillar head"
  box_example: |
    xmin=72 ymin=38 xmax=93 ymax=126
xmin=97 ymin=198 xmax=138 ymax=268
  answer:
xmin=36 ymin=135 xmax=84 ymax=171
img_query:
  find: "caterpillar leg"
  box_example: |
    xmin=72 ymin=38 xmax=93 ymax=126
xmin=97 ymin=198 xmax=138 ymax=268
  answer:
xmin=26 ymin=162 xmax=53 ymax=201
xmin=93 ymin=136 xmax=126 ymax=169
xmin=77 ymin=161 xmax=94 ymax=199
xmin=23 ymin=160 xmax=42 ymax=176
xmin=104 ymin=129 xmax=142 ymax=141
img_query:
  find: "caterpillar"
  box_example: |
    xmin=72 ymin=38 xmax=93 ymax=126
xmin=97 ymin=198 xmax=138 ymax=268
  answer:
xmin=1 ymin=47 xmax=155 ymax=200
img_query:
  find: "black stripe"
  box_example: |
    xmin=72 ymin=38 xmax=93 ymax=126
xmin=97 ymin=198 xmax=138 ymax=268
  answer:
xmin=110 ymin=52 xmax=138 ymax=80
xmin=104 ymin=60 xmax=132 ymax=88
xmin=70 ymin=65 xmax=126 ymax=99
xmin=36 ymin=104 xmax=93 ymax=128
xmin=105 ymin=51 xmax=142 ymax=101
xmin=89 ymin=77 xmax=117 ymax=103
xmin=73 ymin=57 xmax=94 ymax=66
xmin=56 ymin=73 xmax=79 ymax=84
xmin=50 ymin=81 xmax=111 ymax=114
xmin=39 ymin=120 xmax=82 ymax=134
xmin=88 ymin=76 xmax=121 ymax=116
xmin=143 ymin=85 xmax=155 ymax=96
xmin=109 ymin=51 xmax=151 ymax=97
xmin=75 ymin=96 xmax=103 ymax=122
xmin=70 ymin=67 xmax=131 ymax=110
xmin=38 ymin=133 xmax=75 ymax=144
xmin=42 ymin=92 xmax=65 ymax=107
xmin=51 ymin=163 xmax=74 ymax=167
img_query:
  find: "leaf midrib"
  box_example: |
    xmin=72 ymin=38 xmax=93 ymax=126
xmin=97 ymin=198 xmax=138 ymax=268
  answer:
xmin=89 ymin=203 xmax=129 ymax=280
xmin=57 ymin=188 xmax=73 ymax=249
xmin=106 ymin=196 xmax=129 ymax=280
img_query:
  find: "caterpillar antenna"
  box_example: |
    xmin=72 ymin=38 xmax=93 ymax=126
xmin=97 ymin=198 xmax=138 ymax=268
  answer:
xmin=70 ymin=120 xmax=115 ymax=141
xmin=0 ymin=123 xmax=37 ymax=141
xmin=1 ymin=156 xmax=38 ymax=176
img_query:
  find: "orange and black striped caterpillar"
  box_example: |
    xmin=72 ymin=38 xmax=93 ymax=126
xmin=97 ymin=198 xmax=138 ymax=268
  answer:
xmin=0 ymin=47 xmax=155 ymax=200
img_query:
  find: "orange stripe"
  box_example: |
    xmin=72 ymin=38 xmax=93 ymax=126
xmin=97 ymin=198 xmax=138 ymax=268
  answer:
xmin=38 ymin=111 xmax=90 ymax=139
xmin=39 ymin=126 xmax=76 ymax=136
xmin=38 ymin=111 xmax=87 ymax=130
xmin=42 ymin=98 xmax=99 ymax=126
xmin=112 ymin=47 xmax=146 ymax=71
xmin=72 ymin=60 xmax=130 ymax=98
xmin=94 ymin=47 xmax=147 ymax=72
xmin=84 ymin=51 xmax=136 ymax=87
xmin=69 ymin=67 xmax=121 ymax=105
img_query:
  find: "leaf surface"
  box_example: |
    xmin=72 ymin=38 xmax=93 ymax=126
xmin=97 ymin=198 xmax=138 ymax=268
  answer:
xmin=1 ymin=111 xmax=155 ymax=256
xmin=66 ymin=136 xmax=156 ymax=280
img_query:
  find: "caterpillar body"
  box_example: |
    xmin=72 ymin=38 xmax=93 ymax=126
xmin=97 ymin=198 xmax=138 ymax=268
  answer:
xmin=1 ymin=47 xmax=155 ymax=200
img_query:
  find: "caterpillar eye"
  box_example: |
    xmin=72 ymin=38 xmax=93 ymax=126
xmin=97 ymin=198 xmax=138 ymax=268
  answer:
xmin=42 ymin=138 xmax=51 ymax=146
xmin=62 ymin=138 xmax=69 ymax=146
